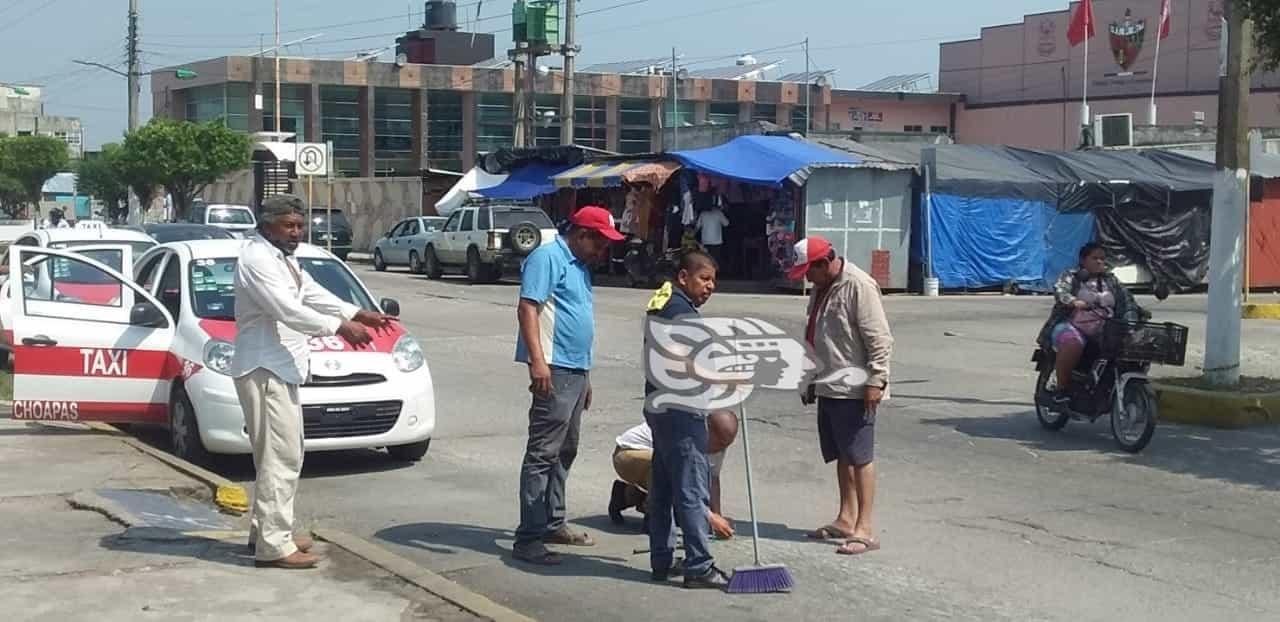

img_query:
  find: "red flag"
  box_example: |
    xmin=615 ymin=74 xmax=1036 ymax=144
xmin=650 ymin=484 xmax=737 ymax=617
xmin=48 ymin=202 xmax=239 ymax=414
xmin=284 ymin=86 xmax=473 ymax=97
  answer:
xmin=1067 ymin=0 xmax=1095 ymax=47
xmin=1158 ymin=0 xmax=1172 ymax=40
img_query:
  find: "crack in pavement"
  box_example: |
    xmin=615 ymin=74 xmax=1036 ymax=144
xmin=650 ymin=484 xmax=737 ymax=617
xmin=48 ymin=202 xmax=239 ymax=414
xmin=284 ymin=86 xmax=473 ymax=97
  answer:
xmin=2 ymin=559 xmax=197 ymax=583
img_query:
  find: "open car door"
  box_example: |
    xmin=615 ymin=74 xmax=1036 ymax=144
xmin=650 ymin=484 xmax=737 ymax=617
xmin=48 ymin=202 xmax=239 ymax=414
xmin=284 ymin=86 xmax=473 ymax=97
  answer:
xmin=0 ymin=244 xmax=134 ymax=352
xmin=8 ymin=246 xmax=176 ymax=424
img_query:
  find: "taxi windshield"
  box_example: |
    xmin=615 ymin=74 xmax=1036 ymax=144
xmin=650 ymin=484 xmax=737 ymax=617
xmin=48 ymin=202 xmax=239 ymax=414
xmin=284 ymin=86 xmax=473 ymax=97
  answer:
xmin=189 ymin=257 xmax=377 ymax=320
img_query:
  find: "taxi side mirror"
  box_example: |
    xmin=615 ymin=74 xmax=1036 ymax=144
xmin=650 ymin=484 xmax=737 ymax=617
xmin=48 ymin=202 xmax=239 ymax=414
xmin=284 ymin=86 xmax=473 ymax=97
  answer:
xmin=380 ymin=297 xmax=401 ymax=317
xmin=130 ymin=302 xmax=169 ymax=328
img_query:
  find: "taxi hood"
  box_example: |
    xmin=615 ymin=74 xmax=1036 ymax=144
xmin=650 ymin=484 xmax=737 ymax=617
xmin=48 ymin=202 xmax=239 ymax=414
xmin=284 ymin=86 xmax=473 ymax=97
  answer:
xmin=198 ymin=319 xmax=408 ymax=355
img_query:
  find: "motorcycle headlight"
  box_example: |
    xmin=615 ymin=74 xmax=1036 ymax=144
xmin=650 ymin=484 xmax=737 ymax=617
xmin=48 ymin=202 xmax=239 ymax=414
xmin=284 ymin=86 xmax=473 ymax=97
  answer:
xmin=392 ymin=333 xmax=425 ymax=373
xmin=203 ymin=339 xmax=235 ymax=375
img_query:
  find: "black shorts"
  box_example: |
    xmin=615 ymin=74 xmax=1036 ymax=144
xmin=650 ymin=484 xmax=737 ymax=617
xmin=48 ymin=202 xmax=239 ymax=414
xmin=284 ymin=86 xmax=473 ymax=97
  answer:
xmin=817 ymin=397 xmax=875 ymax=466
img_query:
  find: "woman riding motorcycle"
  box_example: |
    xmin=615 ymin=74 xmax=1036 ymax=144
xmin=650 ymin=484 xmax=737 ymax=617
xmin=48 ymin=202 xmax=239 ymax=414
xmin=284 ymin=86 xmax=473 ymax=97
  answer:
xmin=1037 ymin=243 xmax=1145 ymax=405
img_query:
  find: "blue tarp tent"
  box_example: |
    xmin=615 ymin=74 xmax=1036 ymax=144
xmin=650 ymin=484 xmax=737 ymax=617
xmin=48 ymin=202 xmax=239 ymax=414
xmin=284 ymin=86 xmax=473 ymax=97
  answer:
xmin=474 ymin=161 xmax=575 ymax=200
xmin=918 ymin=145 xmax=1215 ymax=292
xmin=671 ymin=135 xmax=860 ymax=187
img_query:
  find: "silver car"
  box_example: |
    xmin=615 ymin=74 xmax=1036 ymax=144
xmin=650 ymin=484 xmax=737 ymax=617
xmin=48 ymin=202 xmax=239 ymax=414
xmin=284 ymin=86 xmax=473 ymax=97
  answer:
xmin=373 ymin=216 xmax=447 ymax=273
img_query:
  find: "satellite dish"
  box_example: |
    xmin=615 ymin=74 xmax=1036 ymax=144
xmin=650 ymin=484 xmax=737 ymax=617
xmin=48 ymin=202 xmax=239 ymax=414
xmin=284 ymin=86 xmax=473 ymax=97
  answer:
xmin=536 ymin=64 xmax=550 ymax=77
xmin=395 ymin=53 xmax=408 ymax=67
xmin=676 ymin=68 xmax=689 ymax=81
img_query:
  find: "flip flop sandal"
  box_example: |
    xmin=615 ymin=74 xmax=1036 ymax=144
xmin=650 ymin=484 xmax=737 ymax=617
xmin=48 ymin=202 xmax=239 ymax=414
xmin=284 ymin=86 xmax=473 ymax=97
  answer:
xmin=836 ymin=537 xmax=881 ymax=556
xmin=513 ymin=547 xmax=564 ymax=566
xmin=807 ymin=524 xmax=854 ymax=540
xmin=545 ymin=529 xmax=596 ymax=547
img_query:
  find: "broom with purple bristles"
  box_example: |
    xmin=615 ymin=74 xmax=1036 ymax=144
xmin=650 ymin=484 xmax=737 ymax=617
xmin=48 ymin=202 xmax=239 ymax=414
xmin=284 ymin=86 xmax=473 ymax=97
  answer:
xmin=726 ymin=400 xmax=794 ymax=594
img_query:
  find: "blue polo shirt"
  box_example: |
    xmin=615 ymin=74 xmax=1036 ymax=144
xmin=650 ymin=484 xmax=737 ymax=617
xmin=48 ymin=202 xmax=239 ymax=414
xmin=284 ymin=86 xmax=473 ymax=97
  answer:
xmin=515 ymin=237 xmax=595 ymax=371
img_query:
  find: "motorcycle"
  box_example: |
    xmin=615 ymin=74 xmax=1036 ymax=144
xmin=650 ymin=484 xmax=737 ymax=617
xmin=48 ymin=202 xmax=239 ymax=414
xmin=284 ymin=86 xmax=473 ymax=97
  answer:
xmin=1030 ymin=292 xmax=1187 ymax=453
xmin=622 ymin=237 xmax=682 ymax=288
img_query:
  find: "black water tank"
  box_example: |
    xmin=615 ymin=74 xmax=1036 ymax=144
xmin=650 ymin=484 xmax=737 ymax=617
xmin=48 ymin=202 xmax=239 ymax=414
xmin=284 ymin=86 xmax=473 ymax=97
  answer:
xmin=423 ymin=1 xmax=458 ymax=31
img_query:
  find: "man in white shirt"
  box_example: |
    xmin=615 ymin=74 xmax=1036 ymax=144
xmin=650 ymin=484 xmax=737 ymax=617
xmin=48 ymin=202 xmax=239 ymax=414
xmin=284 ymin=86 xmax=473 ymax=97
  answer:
xmin=40 ymin=208 xmax=70 ymax=229
xmin=231 ymin=194 xmax=393 ymax=570
xmin=607 ymin=410 xmax=738 ymax=539
xmin=694 ymin=205 xmax=730 ymax=266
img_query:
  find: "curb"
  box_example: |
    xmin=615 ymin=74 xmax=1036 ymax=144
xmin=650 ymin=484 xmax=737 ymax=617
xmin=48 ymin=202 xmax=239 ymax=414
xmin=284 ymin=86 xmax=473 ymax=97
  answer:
xmin=86 ymin=423 xmax=532 ymax=622
xmin=1154 ymin=383 xmax=1280 ymax=428
xmin=86 ymin=422 xmax=249 ymax=514
xmin=1243 ymin=303 xmax=1280 ymax=320
xmin=314 ymin=528 xmax=537 ymax=622
xmin=347 ymin=253 xmax=373 ymax=265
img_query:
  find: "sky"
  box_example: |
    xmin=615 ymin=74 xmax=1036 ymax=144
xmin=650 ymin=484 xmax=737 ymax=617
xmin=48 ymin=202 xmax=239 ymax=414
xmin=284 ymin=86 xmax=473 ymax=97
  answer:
xmin=0 ymin=0 xmax=1067 ymax=149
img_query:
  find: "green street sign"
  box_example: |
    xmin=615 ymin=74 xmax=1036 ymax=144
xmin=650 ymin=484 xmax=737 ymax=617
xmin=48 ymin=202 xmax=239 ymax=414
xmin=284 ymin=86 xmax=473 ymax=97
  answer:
xmin=175 ymin=69 xmax=198 ymax=80
xmin=12 ymin=87 xmax=29 ymax=95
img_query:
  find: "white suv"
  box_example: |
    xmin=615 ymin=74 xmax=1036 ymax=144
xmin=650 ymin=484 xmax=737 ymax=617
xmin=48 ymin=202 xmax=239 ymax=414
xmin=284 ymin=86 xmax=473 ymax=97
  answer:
xmin=191 ymin=203 xmax=256 ymax=238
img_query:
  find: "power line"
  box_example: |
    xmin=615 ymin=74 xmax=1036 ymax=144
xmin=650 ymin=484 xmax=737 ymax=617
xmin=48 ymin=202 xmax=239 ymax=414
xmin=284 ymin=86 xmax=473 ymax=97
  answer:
xmin=0 ymin=0 xmax=62 ymax=35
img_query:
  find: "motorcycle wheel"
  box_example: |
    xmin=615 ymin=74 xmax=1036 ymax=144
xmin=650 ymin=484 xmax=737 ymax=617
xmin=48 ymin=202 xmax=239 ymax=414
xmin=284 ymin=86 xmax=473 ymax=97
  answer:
xmin=1034 ymin=367 xmax=1070 ymax=431
xmin=1112 ymin=380 xmax=1157 ymax=453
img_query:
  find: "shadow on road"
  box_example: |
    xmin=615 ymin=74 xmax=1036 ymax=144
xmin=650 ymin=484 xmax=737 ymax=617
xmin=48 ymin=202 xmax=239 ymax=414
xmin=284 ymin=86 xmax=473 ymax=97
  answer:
xmin=376 ymin=521 xmax=652 ymax=584
xmin=99 ymin=527 xmax=252 ymax=568
xmin=924 ymin=412 xmax=1280 ymax=491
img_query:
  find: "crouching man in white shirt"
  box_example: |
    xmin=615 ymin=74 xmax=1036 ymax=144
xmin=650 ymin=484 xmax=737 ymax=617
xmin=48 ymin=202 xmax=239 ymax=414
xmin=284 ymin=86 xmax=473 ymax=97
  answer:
xmin=231 ymin=194 xmax=394 ymax=569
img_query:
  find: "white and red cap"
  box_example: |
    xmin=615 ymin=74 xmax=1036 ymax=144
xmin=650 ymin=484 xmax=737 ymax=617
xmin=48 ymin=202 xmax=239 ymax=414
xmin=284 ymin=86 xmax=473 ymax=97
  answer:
xmin=787 ymin=236 xmax=834 ymax=280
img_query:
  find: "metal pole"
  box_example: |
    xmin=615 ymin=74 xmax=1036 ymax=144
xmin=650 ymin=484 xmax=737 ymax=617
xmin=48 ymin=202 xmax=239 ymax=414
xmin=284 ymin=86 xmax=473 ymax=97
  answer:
xmin=274 ymin=0 xmax=281 ymax=134
xmin=804 ymin=37 xmax=811 ymax=134
xmin=560 ymin=0 xmax=577 ymax=145
xmin=525 ymin=48 xmax=536 ymax=146
xmin=671 ymin=47 xmax=678 ymax=150
xmin=513 ymin=48 xmax=526 ymax=148
xmin=1205 ymin=0 xmax=1251 ymax=387
xmin=127 ymin=0 xmax=139 ymax=132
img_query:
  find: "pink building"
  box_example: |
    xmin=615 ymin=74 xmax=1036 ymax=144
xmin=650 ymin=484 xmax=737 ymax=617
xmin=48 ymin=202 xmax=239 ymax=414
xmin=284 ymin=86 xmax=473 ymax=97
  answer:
xmin=940 ymin=0 xmax=1280 ymax=149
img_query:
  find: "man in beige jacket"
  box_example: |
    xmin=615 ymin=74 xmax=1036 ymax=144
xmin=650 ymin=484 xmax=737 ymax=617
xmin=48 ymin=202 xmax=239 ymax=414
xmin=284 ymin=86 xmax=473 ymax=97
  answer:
xmin=790 ymin=236 xmax=894 ymax=556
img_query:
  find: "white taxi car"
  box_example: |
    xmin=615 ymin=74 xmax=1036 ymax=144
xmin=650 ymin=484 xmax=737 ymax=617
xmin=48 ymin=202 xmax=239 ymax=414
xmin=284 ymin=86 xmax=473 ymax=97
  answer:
xmin=5 ymin=240 xmax=435 ymax=464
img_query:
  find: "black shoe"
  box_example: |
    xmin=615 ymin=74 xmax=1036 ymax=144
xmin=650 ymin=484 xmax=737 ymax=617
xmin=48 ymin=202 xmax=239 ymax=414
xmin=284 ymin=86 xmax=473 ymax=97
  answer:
xmin=650 ymin=558 xmax=685 ymax=582
xmin=1051 ymin=391 xmax=1071 ymax=406
xmin=683 ymin=565 xmax=730 ymax=590
xmin=608 ymin=480 xmax=628 ymax=525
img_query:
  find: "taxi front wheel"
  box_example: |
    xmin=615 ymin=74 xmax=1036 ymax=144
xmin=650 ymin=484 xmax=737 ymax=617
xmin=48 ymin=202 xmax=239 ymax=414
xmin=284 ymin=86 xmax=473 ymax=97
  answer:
xmin=170 ymin=386 xmax=212 ymax=466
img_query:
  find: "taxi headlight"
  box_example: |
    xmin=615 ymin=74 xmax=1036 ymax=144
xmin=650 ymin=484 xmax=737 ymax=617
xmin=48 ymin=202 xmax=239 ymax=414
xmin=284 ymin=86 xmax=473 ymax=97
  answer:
xmin=392 ymin=334 xmax=425 ymax=373
xmin=204 ymin=340 xmax=235 ymax=375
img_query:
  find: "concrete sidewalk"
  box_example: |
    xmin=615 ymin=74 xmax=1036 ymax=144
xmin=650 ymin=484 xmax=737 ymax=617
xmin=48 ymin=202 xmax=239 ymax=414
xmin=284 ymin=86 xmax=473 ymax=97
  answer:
xmin=0 ymin=419 xmax=489 ymax=622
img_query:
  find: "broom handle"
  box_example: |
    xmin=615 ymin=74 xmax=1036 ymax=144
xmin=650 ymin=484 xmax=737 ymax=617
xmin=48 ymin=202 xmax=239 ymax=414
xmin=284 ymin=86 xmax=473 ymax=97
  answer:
xmin=738 ymin=400 xmax=762 ymax=566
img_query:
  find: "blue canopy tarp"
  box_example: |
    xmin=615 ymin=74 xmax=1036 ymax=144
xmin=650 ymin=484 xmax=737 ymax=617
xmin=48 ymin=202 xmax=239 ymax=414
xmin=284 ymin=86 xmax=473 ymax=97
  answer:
xmin=671 ymin=135 xmax=860 ymax=187
xmin=475 ymin=161 xmax=574 ymax=200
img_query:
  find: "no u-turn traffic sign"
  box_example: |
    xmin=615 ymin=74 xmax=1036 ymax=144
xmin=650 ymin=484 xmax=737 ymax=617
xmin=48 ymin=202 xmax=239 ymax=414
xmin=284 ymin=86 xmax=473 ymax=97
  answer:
xmin=295 ymin=142 xmax=328 ymax=176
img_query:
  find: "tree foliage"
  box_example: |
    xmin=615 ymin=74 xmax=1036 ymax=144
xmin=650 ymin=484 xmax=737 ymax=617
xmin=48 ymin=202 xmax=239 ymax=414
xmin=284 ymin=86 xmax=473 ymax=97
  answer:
xmin=0 ymin=135 xmax=71 ymax=218
xmin=117 ymin=118 xmax=252 ymax=221
xmin=75 ymin=144 xmax=130 ymax=222
xmin=1243 ymin=0 xmax=1280 ymax=71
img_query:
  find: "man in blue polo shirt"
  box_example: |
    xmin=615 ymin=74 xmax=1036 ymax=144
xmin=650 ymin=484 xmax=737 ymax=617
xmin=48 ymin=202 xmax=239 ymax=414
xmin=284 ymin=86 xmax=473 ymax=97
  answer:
xmin=513 ymin=205 xmax=623 ymax=566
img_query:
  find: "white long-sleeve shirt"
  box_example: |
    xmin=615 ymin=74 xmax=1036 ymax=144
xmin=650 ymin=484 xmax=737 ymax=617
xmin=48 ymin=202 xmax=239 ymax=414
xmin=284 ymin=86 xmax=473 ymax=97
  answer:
xmin=230 ymin=235 xmax=359 ymax=384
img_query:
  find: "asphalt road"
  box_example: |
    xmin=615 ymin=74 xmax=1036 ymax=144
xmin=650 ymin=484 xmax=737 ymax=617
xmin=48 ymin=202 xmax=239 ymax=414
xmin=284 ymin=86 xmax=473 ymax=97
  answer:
xmin=221 ymin=267 xmax=1280 ymax=622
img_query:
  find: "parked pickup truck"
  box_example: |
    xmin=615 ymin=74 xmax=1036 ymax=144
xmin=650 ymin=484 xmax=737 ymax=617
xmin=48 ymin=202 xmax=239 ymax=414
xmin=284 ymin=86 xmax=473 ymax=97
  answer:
xmin=419 ymin=204 xmax=558 ymax=283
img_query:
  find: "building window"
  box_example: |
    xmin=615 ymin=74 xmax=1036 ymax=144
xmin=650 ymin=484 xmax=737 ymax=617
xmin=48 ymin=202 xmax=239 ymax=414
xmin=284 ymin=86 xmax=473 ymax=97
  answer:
xmin=575 ymin=95 xmax=607 ymax=151
xmin=263 ymin=84 xmax=306 ymax=136
xmin=904 ymin=125 xmax=923 ymax=133
xmin=752 ymin=103 xmax=777 ymax=124
xmin=664 ymin=100 xmax=695 ymax=128
xmin=708 ymin=102 xmax=739 ymax=126
xmin=790 ymin=106 xmax=809 ymax=131
xmin=619 ymin=98 xmax=651 ymax=155
xmin=320 ymin=86 xmax=361 ymax=177
xmin=374 ymin=88 xmax=415 ymax=177
xmin=930 ymin=125 xmax=949 ymax=134
xmin=476 ymin=93 xmax=513 ymax=155
xmin=184 ymin=83 xmax=249 ymax=132
xmin=426 ymin=90 xmax=463 ymax=172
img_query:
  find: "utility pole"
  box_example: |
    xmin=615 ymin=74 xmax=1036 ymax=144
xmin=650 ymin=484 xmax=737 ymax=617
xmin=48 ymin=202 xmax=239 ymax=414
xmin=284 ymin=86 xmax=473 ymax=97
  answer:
xmin=560 ymin=0 xmax=577 ymax=145
xmin=1205 ymin=0 xmax=1252 ymax=387
xmin=274 ymin=0 xmax=281 ymax=134
xmin=513 ymin=45 xmax=527 ymax=148
xmin=671 ymin=47 xmax=678 ymax=150
xmin=804 ymin=37 xmax=811 ymax=134
xmin=127 ymin=0 xmax=139 ymax=131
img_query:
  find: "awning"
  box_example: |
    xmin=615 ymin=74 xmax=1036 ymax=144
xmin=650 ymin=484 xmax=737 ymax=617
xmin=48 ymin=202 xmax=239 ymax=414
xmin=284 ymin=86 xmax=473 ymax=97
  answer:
xmin=553 ymin=160 xmax=682 ymax=189
xmin=671 ymin=135 xmax=861 ymax=187
xmin=434 ymin=167 xmax=508 ymax=216
xmin=475 ymin=161 xmax=575 ymax=200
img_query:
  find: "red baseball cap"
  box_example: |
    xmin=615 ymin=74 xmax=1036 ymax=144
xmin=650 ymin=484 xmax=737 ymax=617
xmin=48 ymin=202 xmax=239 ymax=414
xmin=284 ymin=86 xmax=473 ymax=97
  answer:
xmin=787 ymin=236 xmax=834 ymax=280
xmin=570 ymin=205 xmax=625 ymax=241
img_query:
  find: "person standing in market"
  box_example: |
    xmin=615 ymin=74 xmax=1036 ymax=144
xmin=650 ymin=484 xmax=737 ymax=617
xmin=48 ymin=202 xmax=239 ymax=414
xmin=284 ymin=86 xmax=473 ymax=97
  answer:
xmin=231 ymin=194 xmax=394 ymax=570
xmin=791 ymin=236 xmax=894 ymax=556
xmin=513 ymin=205 xmax=624 ymax=566
xmin=695 ymin=204 xmax=730 ymax=266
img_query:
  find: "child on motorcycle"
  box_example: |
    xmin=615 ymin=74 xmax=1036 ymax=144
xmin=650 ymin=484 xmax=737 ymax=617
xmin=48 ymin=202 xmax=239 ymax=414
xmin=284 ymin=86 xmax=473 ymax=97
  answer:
xmin=1037 ymin=243 xmax=1144 ymax=405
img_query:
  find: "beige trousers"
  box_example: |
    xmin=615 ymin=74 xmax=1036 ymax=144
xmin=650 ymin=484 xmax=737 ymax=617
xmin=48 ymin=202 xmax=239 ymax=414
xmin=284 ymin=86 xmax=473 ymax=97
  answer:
xmin=234 ymin=368 xmax=304 ymax=561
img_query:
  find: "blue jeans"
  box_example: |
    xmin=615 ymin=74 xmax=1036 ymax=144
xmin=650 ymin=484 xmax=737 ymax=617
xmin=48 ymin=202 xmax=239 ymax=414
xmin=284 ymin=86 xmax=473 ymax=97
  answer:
xmin=515 ymin=368 xmax=588 ymax=546
xmin=644 ymin=410 xmax=713 ymax=577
